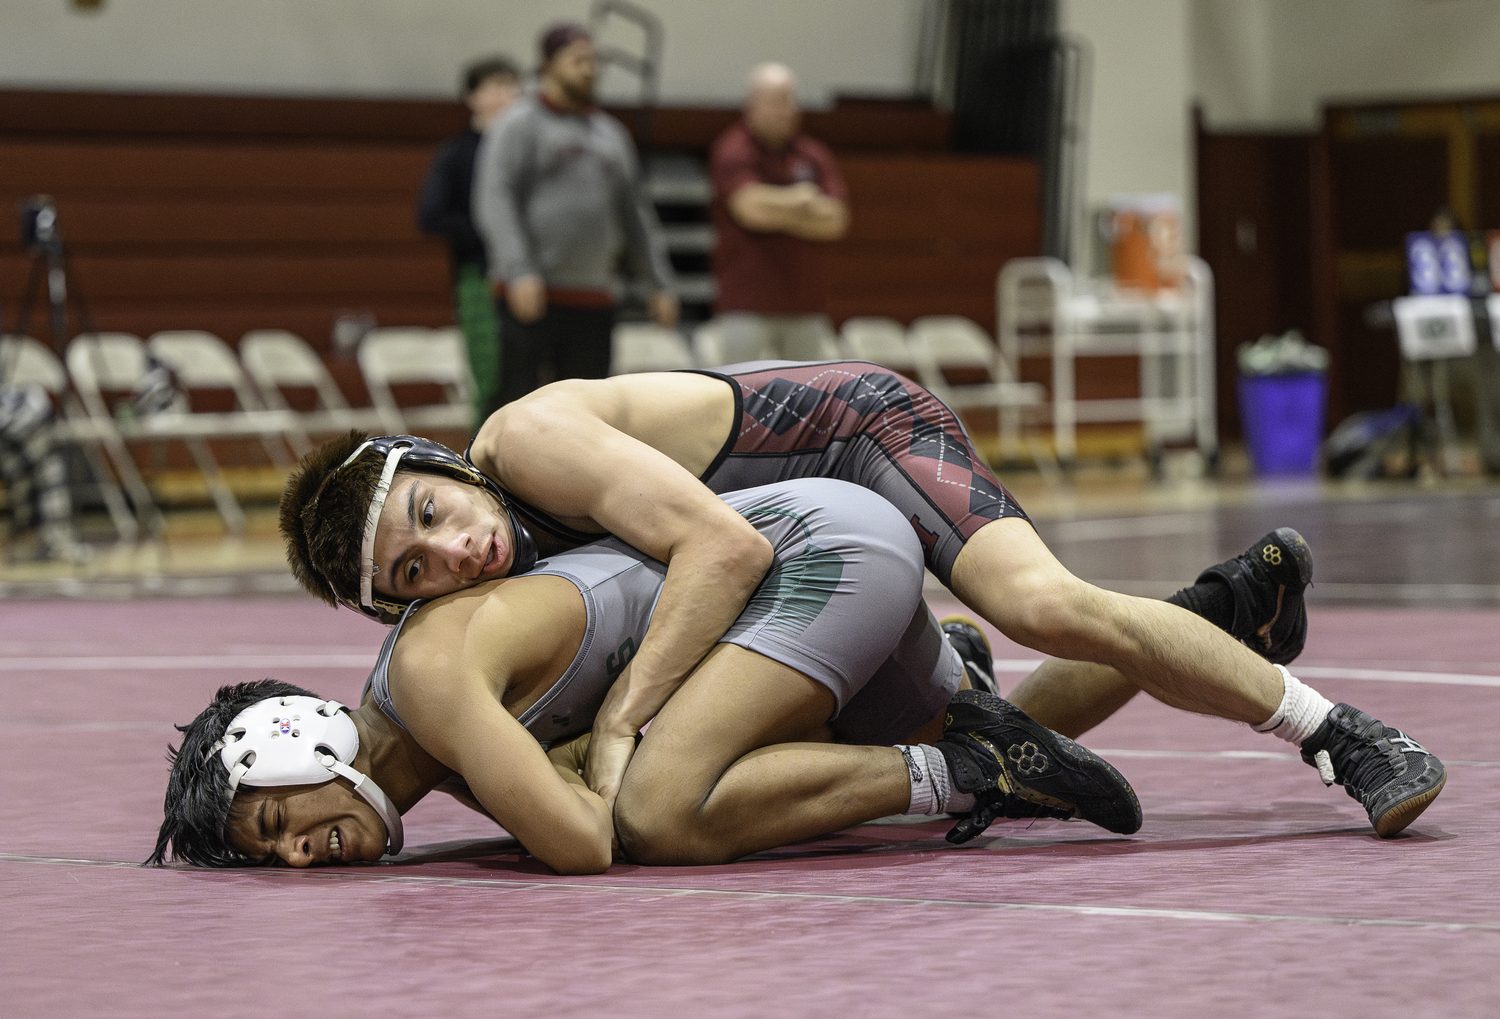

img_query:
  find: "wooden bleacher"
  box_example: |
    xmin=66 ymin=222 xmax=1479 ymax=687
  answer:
xmin=0 ymin=88 xmax=1038 ymax=346
xmin=0 ymin=91 xmax=472 ymax=410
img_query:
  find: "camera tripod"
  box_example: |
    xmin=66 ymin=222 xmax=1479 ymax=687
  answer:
xmin=5 ymin=198 xmax=162 ymax=539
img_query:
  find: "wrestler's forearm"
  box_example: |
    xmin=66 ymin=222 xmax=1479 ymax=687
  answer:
xmin=467 ymin=746 xmax=615 ymax=873
xmin=594 ymin=538 xmax=770 ymax=737
xmin=507 ymin=785 xmax=614 ymax=874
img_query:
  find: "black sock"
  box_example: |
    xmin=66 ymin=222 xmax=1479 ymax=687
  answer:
xmin=1168 ymin=578 xmax=1236 ymax=631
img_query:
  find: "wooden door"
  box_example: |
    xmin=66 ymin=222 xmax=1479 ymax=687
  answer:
xmin=1196 ymin=122 xmax=1315 ymax=438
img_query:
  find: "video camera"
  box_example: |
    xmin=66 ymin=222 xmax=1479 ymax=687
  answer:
xmin=19 ymin=195 xmax=62 ymax=254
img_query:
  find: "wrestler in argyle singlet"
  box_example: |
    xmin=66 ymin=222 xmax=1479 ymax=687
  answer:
xmin=694 ymin=360 xmax=1030 ymax=585
xmin=479 ymin=360 xmax=1029 ymax=587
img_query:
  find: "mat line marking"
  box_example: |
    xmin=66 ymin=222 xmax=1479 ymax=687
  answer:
xmin=1092 ymin=748 xmax=1500 ymax=768
xmin=1067 ymin=579 xmax=1500 ymax=602
xmin=2 ymin=852 xmax=1496 ymax=934
xmin=0 ymin=654 xmax=376 ymax=671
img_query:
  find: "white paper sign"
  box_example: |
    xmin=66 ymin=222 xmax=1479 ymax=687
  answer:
xmin=1485 ymin=294 xmax=1500 ymax=352
xmin=1393 ymin=295 xmax=1477 ymax=361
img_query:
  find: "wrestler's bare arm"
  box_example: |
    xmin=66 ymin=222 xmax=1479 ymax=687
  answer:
xmin=470 ymin=376 xmax=773 ymax=807
xmin=436 ymin=739 xmax=591 ymax=819
xmin=431 ymin=775 xmax=494 ymax=819
xmin=387 ymin=582 xmax=614 ymax=874
xmin=470 ymin=373 xmax=736 ymax=491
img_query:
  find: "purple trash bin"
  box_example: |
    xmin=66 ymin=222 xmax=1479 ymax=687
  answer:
xmin=1237 ymin=372 xmax=1328 ymax=475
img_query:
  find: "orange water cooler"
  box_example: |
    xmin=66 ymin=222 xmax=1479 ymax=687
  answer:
xmin=1107 ymin=193 xmax=1184 ymax=292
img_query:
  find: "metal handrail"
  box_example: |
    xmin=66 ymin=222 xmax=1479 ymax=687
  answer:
xmin=589 ymin=0 xmax=663 ymax=147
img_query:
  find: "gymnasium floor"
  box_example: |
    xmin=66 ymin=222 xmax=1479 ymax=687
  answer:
xmin=3 ymin=476 xmax=1498 ymax=1017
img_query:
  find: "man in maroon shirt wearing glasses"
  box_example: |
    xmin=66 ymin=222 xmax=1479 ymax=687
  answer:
xmin=709 ymin=63 xmax=849 ymax=364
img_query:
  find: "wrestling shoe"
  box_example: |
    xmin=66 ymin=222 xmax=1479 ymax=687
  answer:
xmin=1299 ymin=703 xmax=1446 ymax=837
xmin=934 ymin=690 xmax=1142 ymax=843
xmin=1193 ymin=527 xmax=1313 ymax=665
xmin=941 ymin=615 xmax=998 ymax=697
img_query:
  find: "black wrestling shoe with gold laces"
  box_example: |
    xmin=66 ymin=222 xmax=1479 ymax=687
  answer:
xmin=934 ymin=690 xmax=1142 ymax=843
xmin=1192 ymin=527 xmax=1313 ymax=665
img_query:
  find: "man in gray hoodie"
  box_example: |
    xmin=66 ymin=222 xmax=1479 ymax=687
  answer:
xmin=474 ymin=22 xmax=678 ymax=409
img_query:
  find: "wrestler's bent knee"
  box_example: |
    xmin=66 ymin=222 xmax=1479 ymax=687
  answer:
xmin=613 ymin=799 xmax=723 ymax=866
xmin=615 ymin=775 xmax=688 ymax=865
xmin=994 ymin=572 xmax=1099 ymax=655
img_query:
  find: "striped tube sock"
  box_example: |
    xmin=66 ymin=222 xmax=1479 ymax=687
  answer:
xmin=1253 ymin=665 xmax=1334 ymax=745
xmin=896 ymin=744 xmax=977 ymax=815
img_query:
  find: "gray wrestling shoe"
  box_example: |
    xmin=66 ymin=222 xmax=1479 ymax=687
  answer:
xmin=935 ymin=690 xmax=1143 ymax=843
xmin=940 ymin=615 xmax=998 ymax=697
xmin=1192 ymin=527 xmax=1313 ymax=665
xmin=1299 ymin=703 xmax=1446 ymax=837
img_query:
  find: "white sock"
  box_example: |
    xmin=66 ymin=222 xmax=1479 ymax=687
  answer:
xmin=896 ymin=744 xmax=977 ymax=815
xmin=1252 ymin=665 xmax=1334 ymax=745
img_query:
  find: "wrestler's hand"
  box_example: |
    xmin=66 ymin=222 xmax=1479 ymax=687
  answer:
xmin=546 ymin=732 xmax=592 ymax=776
xmin=508 ymin=274 xmax=547 ymax=323
xmin=584 ymin=730 xmax=638 ymax=812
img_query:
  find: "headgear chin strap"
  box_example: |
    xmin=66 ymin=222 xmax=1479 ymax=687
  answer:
xmin=214 ymin=695 xmax=404 ymax=857
xmin=314 ymin=434 xmax=539 ymax=622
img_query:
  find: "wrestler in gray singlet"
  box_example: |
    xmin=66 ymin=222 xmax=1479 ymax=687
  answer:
xmin=365 ymin=479 xmax=963 ymax=748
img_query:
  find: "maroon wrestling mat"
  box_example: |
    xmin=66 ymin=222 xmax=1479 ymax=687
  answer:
xmin=3 ymin=597 xmax=1496 ymax=1017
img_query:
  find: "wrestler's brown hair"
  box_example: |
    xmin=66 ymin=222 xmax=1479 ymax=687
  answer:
xmin=279 ymin=430 xmax=384 ymax=607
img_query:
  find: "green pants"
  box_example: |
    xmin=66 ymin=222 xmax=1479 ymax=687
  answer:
xmin=455 ymin=263 xmax=502 ymax=430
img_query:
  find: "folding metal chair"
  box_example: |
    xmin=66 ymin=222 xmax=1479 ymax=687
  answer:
xmin=68 ymin=332 xmax=250 ymax=533
xmin=840 ymin=317 xmax=921 ymax=376
xmin=240 ymin=329 xmax=382 ymax=446
xmin=610 ymin=322 xmax=696 ymax=375
xmin=357 ymin=327 xmax=473 ymax=435
xmin=908 ymin=315 xmax=1046 ymax=405
xmin=1 ymin=334 xmax=140 ymax=540
xmin=907 ymin=315 xmax=1054 ymax=477
xmin=691 ymin=320 xmax=728 ymax=369
xmin=148 ymin=330 xmax=298 ymax=466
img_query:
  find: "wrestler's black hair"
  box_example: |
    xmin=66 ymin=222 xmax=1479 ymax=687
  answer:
xmin=462 ymin=55 xmax=520 ymax=97
xmin=279 ymin=430 xmax=383 ymax=609
xmin=148 ymin=678 xmax=321 ymax=868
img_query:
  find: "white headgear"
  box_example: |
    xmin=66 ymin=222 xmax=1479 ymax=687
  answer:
xmin=214 ymin=695 xmax=404 ymax=857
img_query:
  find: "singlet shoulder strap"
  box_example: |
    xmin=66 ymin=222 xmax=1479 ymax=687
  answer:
xmin=361 ymin=599 xmax=426 ymax=730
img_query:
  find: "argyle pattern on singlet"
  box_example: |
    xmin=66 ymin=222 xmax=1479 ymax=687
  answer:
xmin=740 ymin=370 xmax=915 ymax=437
xmin=710 ymin=360 xmax=1030 ymax=582
xmin=831 ymin=372 xmax=915 ymax=417
xmin=741 ymin=377 xmax=842 ymax=435
xmin=737 ymin=366 xmax=1013 ymax=521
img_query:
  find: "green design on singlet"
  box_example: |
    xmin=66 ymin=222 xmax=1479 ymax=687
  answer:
xmin=735 ymin=506 xmax=846 ymax=636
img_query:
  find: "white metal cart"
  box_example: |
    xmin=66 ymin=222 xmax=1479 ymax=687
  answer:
xmin=996 ymin=256 xmax=1218 ymax=468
